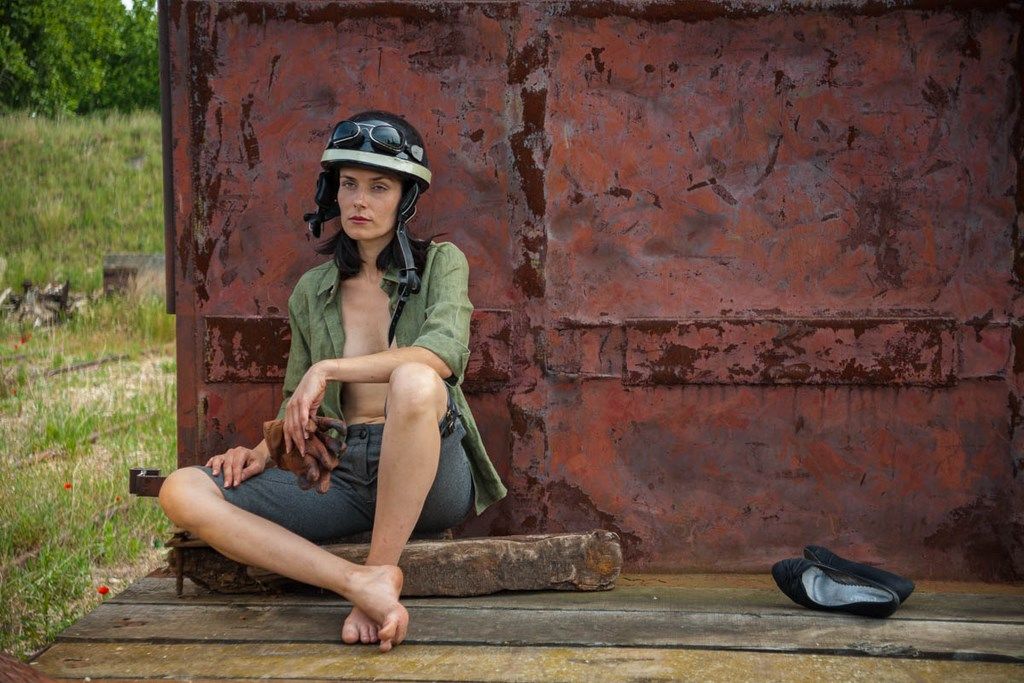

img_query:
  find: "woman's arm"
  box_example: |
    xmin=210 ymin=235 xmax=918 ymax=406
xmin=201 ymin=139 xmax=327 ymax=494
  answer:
xmin=277 ymin=286 xmax=315 ymax=419
xmin=283 ymin=346 xmax=450 ymax=456
xmin=314 ymin=346 xmax=452 ymax=384
xmin=407 ymin=243 xmax=473 ymax=386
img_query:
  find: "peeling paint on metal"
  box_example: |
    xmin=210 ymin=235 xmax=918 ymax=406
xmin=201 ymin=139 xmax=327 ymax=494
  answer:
xmin=168 ymin=0 xmax=1023 ymax=578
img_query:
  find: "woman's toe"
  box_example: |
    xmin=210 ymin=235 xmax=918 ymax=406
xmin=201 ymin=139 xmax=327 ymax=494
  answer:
xmin=341 ymin=619 xmax=359 ymax=644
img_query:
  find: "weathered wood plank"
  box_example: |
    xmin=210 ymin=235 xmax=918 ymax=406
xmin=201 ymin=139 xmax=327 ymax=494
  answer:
xmin=617 ymin=574 xmax=1024 ymax=595
xmin=32 ymin=642 xmax=1024 ymax=682
xmin=178 ymin=531 xmax=623 ymax=596
xmin=111 ymin=577 xmax=1024 ymax=624
xmin=58 ymin=602 xmax=1024 ymax=662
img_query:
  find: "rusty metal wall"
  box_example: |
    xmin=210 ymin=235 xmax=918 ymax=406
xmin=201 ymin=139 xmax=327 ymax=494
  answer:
xmin=164 ymin=0 xmax=1023 ymax=579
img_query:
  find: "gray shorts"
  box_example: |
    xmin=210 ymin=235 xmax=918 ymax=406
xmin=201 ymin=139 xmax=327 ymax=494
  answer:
xmin=196 ymin=393 xmax=473 ymax=543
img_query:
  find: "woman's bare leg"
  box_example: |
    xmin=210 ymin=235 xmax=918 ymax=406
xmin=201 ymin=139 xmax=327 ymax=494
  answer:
xmin=343 ymin=361 xmax=449 ymax=644
xmin=159 ymin=467 xmax=409 ymax=651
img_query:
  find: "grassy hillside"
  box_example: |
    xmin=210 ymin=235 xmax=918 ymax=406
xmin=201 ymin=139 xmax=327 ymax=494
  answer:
xmin=0 ymin=112 xmax=176 ymax=659
xmin=0 ymin=111 xmax=164 ymax=291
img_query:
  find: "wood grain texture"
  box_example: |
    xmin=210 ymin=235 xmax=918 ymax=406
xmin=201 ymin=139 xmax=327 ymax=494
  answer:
xmin=58 ymin=601 xmax=1024 ymax=661
xmin=31 ymin=643 xmax=1024 ymax=682
xmin=33 ymin=574 xmax=1024 ymax=681
xmin=175 ymin=531 xmax=623 ymax=596
xmin=111 ymin=577 xmax=1024 ymax=624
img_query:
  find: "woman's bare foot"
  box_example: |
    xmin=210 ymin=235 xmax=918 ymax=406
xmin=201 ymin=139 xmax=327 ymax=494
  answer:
xmin=344 ymin=565 xmax=408 ymax=652
xmin=341 ymin=605 xmax=379 ymax=644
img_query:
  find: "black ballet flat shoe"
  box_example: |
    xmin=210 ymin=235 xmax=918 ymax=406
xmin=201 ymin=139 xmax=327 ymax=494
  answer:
xmin=771 ymin=558 xmax=901 ymax=618
xmin=804 ymin=545 xmax=915 ymax=604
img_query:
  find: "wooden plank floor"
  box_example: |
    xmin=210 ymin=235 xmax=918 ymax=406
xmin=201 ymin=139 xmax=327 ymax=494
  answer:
xmin=29 ymin=573 xmax=1024 ymax=681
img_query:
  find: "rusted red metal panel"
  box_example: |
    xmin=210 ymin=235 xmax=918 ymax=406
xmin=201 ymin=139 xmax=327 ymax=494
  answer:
xmin=541 ymin=380 xmax=1018 ymax=579
xmin=203 ymin=316 xmax=288 ymax=383
xmin=623 ymin=318 xmax=958 ymax=386
xmin=166 ymin=0 xmax=1023 ymax=579
xmin=201 ymin=311 xmax=512 ymax=385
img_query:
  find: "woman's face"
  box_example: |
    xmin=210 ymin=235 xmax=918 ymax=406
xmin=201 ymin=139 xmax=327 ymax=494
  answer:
xmin=336 ymin=166 xmax=403 ymax=242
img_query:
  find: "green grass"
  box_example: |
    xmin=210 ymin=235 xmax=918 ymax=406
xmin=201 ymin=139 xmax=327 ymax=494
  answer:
xmin=0 ymin=111 xmax=164 ymax=292
xmin=0 ymin=293 xmax=176 ymax=659
xmin=0 ymin=112 xmax=175 ymax=659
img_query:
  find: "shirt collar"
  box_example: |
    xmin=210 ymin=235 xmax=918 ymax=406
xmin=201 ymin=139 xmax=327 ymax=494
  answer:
xmin=316 ymin=261 xmax=339 ymax=297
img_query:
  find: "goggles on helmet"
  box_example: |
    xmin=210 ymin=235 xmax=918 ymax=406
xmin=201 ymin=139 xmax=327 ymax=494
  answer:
xmin=329 ymin=121 xmax=425 ymax=161
xmin=320 ymin=120 xmax=431 ymax=188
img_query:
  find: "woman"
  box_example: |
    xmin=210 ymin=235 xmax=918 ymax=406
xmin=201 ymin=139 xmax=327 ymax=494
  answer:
xmin=158 ymin=111 xmax=507 ymax=652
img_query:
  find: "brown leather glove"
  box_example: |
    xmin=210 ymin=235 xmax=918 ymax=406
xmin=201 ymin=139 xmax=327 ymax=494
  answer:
xmin=263 ymin=415 xmax=348 ymax=493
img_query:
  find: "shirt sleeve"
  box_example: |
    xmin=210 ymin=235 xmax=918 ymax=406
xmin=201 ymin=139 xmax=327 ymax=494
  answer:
xmin=276 ymin=287 xmax=313 ymax=419
xmin=411 ymin=243 xmax=473 ymax=387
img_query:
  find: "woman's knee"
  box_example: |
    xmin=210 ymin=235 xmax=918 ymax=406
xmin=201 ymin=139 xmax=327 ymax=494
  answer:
xmin=387 ymin=362 xmax=446 ymax=420
xmin=158 ymin=466 xmax=221 ymax=528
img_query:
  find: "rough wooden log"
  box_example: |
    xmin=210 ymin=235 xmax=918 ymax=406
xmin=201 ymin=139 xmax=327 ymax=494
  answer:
xmin=165 ymin=527 xmax=455 ymax=594
xmin=171 ymin=531 xmax=622 ymax=596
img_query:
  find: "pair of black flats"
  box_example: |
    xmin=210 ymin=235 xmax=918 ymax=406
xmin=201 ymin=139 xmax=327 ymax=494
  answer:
xmin=772 ymin=545 xmax=915 ymax=618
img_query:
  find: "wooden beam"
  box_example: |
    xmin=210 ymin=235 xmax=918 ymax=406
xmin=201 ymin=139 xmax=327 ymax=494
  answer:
xmin=31 ymin=642 xmax=1024 ymax=682
xmin=111 ymin=577 xmax=1024 ymax=625
xmin=55 ymin=601 xmax=1024 ymax=661
xmin=173 ymin=531 xmax=622 ymax=596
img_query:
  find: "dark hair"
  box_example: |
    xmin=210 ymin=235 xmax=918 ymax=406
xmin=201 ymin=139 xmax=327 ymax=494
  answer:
xmin=313 ymin=197 xmax=445 ymax=279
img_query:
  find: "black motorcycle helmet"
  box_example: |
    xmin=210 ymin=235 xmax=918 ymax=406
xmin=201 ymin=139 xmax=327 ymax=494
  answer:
xmin=303 ymin=111 xmax=431 ymax=238
xmin=302 ymin=111 xmax=432 ymax=345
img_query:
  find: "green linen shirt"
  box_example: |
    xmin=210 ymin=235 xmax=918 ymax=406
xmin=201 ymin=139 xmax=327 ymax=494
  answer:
xmin=276 ymin=241 xmax=507 ymax=515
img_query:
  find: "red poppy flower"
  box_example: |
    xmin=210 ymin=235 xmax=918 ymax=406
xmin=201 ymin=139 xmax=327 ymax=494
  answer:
xmin=63 ymin=482 xmax=72 ymax=490
xmin=97 ymin=585 xmax=110 ymax=595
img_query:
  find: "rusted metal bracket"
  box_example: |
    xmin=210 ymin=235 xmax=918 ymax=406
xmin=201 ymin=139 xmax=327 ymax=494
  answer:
xmin=129 ymin=468 xmax=165 ymax=497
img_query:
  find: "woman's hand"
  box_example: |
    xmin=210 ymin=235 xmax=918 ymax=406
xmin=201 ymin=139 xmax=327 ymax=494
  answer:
xmin=285 ymin=363 xmax=328 ymax=456
xmin=206 ymin=446 xmax=268 ymax=488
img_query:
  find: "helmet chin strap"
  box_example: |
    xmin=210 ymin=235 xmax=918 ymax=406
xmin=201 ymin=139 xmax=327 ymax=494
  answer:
xmin=303 ymin=170 xmax=341 ymax=238
xmin=387 ymin=184 xmax=422 ymax=346
xmin=304 ymin=206 xmax=338 ymax=238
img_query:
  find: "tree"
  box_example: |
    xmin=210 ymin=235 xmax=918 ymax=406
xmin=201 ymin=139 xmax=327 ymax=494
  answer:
xmin=0 ymin=0 xmax=158 ymax=116
xmin=84 ymin=0 xmax=159 ymax=113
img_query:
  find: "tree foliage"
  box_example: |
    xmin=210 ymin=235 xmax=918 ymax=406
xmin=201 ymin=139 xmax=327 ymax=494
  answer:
xmin=0 ymin=0 xmax=158 ymax=116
